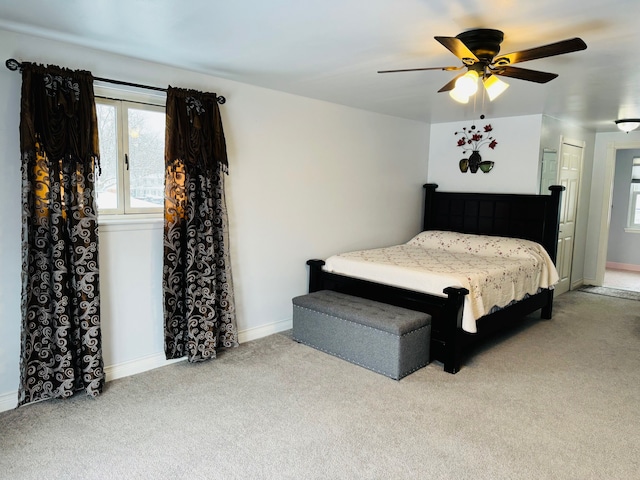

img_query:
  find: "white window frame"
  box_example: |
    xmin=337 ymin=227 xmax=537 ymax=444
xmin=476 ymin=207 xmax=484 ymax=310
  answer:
xmin=626 ymin=157 xmax=640 ymax=232
xmin=94 ymin=85 xmax=166 ymax=219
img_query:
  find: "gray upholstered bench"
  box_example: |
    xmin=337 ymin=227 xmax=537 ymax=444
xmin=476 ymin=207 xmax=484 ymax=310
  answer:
xmin=292 ymin=290 xmax=431 ymax=380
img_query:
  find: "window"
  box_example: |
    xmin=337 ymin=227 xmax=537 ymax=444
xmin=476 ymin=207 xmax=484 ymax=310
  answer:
xmin=95 ymin=89 xmax=165 ymax=215
xmin=629 ymin=157 xmax=640 ymax=229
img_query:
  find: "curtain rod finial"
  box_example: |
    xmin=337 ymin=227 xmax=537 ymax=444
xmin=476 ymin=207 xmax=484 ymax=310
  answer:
xmin=217 ymin=95 xmax=226 ymax=105
xmin=5 ymin=58 xmax=22 ymax=72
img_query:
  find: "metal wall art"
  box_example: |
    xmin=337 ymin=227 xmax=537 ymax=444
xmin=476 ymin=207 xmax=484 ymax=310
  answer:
xmin=455 ymin=115 xmax=497 ymax=173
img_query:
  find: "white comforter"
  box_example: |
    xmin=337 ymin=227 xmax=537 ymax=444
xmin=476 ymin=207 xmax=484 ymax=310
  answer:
xmin=323 ymin=231 xmax=560 ymax=333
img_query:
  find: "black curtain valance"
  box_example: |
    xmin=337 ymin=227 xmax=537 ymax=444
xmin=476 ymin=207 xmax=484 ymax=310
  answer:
xmin=165 ymin=86 xmax=229 ymax=176
xmin=20 ymin=62 xmax=100 ymax=168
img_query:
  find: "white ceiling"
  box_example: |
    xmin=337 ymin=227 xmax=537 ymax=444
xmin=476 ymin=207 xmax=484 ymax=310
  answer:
xmin=1 ymin=0 xmax=639 ymax=132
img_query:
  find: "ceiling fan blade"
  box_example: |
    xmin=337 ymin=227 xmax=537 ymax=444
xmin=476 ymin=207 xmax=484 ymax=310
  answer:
xmin=493 ymin=66 xmax=558 ymax=83
xmin=493 ymin=37 xmax=587 ymax=66
xmin=437 ymin=73 xmax=466 ymax=92
xmin=434 ymin=36 xmax=479 ymax=64
xmin=377 ymin=65 xmax=462 ymax=74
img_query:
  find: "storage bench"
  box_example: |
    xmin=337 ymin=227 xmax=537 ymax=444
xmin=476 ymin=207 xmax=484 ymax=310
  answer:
xmin=292 ymin=290 xmax=431 ymax=380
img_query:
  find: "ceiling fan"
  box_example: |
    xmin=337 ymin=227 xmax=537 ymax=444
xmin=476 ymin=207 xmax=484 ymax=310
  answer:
xmin=378 ymin=29 xmax=587 ymax=103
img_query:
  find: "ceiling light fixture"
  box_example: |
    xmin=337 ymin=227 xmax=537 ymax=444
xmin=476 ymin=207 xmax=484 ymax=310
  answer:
xmin=449 ymin=88 xmax=470 ymax=104
xmin=615 ymin=119 xmax=640 ymax=133
xmin=449 ymin=70 xmax=510 ymax=104
xmin=483 ymin=75 xmax=510 ymax=101
xmin=449 ymin=70 xmax=477 ymax=104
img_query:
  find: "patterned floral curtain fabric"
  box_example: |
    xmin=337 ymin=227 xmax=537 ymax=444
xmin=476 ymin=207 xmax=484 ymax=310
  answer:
xmin=164 ymin=87 xmax=238 ymax=362
xmin=19 ymin=63 xmax=104 ymax=406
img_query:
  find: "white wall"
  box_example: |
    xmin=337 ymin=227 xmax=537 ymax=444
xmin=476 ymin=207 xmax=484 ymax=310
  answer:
xmin=0 ymin=29 xmax=429 ymax=410
xmin=427 ymin=115 xmax=543 ymax=193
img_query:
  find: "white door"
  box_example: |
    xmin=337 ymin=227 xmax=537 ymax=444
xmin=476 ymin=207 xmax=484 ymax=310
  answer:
xmin=555 ymin=141 xmax=583 ymax=295
xmin=539 ymin=149 xmax=558 ymax=194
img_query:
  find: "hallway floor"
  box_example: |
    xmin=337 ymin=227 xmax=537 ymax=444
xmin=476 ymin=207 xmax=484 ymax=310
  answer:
xmin=603 ymin=268 xmax=640 ymax=292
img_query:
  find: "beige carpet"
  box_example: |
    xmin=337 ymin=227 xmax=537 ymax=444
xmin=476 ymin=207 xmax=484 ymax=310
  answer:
xmin=0 ymin=290 xmax=638 ymax=479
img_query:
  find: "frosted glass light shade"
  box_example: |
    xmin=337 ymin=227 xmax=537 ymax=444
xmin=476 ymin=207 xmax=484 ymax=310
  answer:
xmin=455 ymin=70 xmax=479 ymax=96
xmin=483 ymin=75 xmax=509 ymax=101
xmin=449 ymin=88 xmax=470 ymax=104
xmin=615 ymin=119 xmax=640 ymax=133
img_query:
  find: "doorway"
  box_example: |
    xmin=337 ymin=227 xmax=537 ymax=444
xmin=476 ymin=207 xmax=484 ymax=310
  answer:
xmin=600 ymin=146 xmax=640 ymax=292
xmin=595 ymin=141 xmax=640 ymax=287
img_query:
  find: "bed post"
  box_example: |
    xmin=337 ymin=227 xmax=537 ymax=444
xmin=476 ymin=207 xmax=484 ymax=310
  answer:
xmin=540 ymin=289 xmax=555 ymax=319
xmin=306 ymin=259 xmax=326 ymax=293
xmin=441 ymin=286 xmax=469 ymax=374
xmin=423 ymin=183 xmax=438 ymax=231
xmin=544 ymin=185 xmax=565 ymax=264
xmin=541 ymin=185 xmax=564 ymax=319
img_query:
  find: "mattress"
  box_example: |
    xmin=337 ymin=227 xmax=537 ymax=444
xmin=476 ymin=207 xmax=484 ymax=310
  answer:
xmin=323 ymin=230 xmax=560 ymax=333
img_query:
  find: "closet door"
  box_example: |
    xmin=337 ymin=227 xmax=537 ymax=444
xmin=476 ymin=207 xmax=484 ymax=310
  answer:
xmin=555 ymin=140 xmax=583 ymax=295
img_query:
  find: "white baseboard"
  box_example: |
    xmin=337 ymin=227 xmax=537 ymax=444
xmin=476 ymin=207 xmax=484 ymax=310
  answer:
xmin=0 ymin=318 xmax=293 ymax=413
xmin=104 ymin=353 xmax=185 ymax=382
xmin=0 ymin=355 xmax=182 ymax=413
xmin=238 ymin=317 xmax=292 ymax=343
xmin=0 ymin=390 xmax=17 ymax=412
xmin=606 ymin=262 xmax=640 ymax=272
xmin=102 ymin=318 xmax=292 ymax=381
xmin=571 ymin=278 xmax=584 ymax=290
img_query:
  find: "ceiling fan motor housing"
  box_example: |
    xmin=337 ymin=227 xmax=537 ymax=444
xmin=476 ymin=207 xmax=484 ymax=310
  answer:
xmin=456 ymin=29 xmax=504 ymax=62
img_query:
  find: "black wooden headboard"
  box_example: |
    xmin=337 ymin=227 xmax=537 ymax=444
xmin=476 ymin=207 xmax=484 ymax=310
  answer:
xmin=422 ymin=183 xmax=564 ymax=263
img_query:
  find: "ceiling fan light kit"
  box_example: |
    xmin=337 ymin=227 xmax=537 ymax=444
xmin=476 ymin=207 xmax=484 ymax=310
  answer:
xmin=483 ymin=75 xmax=510 ymax=101
xmin=449 ymin=71 xmax=510 ymax=104
xmin=614 ymin=119 xmax=640 ymax=133
xmin=449 ymin=70 xmax=479 ymax=103
xmin=378 ymin=28 xmax=587 ymax=104
xmin=449 ymin=87 xmax=471 ymax=104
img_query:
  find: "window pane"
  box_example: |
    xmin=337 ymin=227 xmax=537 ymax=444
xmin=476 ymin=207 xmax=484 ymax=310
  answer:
xmin=127 ymin=108 xmax=165 ymax=209
xmin=632 ymin=188 xmax=640 ymax=226
xmin=95 ymin=103 xmax=119 ymax=210
xmin=632 ymin=157 xmax=640 ymax=183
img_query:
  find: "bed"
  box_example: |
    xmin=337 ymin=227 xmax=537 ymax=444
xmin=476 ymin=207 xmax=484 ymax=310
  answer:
xmin=306 ymin=183 xmax=564 ymax=374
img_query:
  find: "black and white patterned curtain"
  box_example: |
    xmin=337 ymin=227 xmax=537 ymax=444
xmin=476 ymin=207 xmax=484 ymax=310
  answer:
xmin=19 ymin=63 xmax=104 ymax=406
xmin=163 ymin=86 xmax=238 ymax=362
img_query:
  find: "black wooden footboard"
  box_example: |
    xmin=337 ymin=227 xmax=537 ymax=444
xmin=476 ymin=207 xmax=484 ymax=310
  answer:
xmin=307 ymin=259 xmax=470 ymax=373
xmin=307 ymin=259 xmax=554 ymax=373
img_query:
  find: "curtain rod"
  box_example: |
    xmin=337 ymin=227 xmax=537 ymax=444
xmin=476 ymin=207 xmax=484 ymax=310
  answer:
xmin=5 ymin=58 xmax=226 ymax=105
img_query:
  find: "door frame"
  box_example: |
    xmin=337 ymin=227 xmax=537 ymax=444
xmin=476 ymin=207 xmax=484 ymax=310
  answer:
xmin=594 ymin=140 xmax=640 ymax=285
